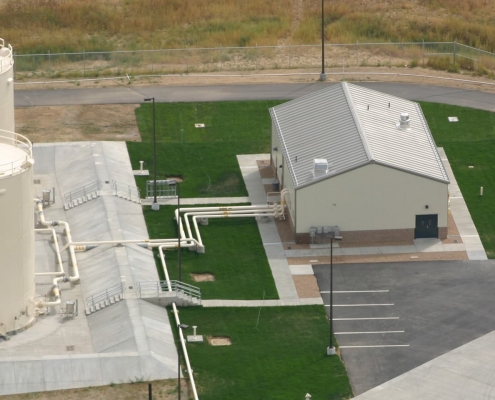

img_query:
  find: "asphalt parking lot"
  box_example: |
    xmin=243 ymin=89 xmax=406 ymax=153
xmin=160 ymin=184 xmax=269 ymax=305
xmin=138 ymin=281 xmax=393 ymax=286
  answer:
xmin=313 ymin=260 xmax=495 ymax=395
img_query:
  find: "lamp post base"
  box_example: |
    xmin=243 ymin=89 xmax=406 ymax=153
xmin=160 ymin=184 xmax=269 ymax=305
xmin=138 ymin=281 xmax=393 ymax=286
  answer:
xmin=327 ymin=346 xmax=336 ymax=356
xmin=151 ymin=202 xmax=160 ymax=211
xmin=319 ymin=73 xmax=327 ymax=81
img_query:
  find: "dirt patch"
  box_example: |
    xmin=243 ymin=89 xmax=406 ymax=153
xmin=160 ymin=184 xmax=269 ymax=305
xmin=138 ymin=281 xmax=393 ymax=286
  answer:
xmin=15 ymin=104 xmax=140 ymax=143
xmin=293 ymin=275 xmax=321 ymax=298
xmin=7 ymin=380 xmax=183 ymax=400
xmin=167 ymin=176 xmax=184 ymax=182
xmin=191 ymin=273 xmax=215 ymax=282
xmin=443 ymin=210 xmax=462 ymax=244
xmin=208 ymin=336 xmax=232 ymax=346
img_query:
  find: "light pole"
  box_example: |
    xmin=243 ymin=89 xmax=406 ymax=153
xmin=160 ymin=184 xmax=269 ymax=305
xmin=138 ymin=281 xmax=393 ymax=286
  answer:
xmin=320 ymin=0 xmax=326 ymax=81
xmin=177 ymin=323 xmax=189 ymax=400
xmin=144 ymin=97 xmax=159 ymax=210
xmin=327 ymin=233 xmax=342 ymax=356
xmin=175 ymin=181 xmax=181 ymax=282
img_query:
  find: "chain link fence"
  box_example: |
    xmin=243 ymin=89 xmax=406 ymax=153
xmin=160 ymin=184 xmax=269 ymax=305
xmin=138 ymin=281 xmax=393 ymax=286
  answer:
xmin=12 ymin=41 xmax=495 ymax=81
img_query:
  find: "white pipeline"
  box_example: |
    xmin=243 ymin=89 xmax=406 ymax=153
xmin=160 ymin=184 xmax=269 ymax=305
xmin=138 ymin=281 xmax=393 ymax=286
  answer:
xmin=62 ymin=237 xmax=201 ymax=251
xmin=176 ymin=205 xmax=282 ymax=247
xmin=39 ymin=276 xmax=68 ymax=307
xmin=191 ymin=212 xmax=276 ymax=247
xmin=35 ymin=200 xmax=80 ymax=283
xmin=34 ymin=228 xmax=64 ymax=277
xmin=171 ymin=302 xmax=199 ymax=400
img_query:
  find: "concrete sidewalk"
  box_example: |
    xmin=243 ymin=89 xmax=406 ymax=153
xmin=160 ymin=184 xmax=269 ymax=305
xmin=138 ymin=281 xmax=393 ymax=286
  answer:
xmin=439 ymin=148 xmax=487 ymax=260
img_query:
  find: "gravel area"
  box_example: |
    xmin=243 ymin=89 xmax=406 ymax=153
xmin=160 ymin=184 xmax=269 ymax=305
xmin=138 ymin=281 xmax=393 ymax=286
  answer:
xmin=293 ymin=275 xmax=321 ymax=298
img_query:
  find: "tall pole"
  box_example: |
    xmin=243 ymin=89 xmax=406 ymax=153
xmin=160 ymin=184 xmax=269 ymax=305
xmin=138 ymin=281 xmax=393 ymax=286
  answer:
xmin=327 ymin=234 xmax=341 ymax=356
xmin=178 ymin=332 xmax=181 ymax=400
xmin=152 ymin=98 xmax=158 ymax=209
xmin=329 ymin=236 xmax=334 ymax=351
xmin=177 ymin=182 xmax=181 ymax=283
xmin=145 ymin=97 xmax=159 ymax=211
xmin=320 ymin=0 xmax=326 ymax=81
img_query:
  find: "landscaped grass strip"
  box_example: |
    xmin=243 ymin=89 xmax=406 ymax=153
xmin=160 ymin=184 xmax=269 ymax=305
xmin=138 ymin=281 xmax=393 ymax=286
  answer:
xmin=175 ymin=306 xmax=352 ymax=400
xmin=421 ymin=102 xmax=495 ymax=258
xmin=144 ymin=205 xmax=278 ymax=300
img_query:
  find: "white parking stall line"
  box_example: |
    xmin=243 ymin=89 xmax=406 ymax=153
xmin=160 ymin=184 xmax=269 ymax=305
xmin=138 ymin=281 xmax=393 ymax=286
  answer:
xmin=335 ymin=331 xmax=404 ymax=335
xmin=320 ymin=290 xmax=389 ymax=293
xmin=340 ymin=345 xmax=410 ymax=349
xmin=334 ymin=317 xmax=400 ymax=321
xmin=326 ymin=303 xmax=394 ymax=307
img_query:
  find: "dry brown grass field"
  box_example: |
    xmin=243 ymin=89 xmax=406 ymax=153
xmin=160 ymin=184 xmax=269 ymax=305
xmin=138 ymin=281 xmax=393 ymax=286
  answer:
xmin=2 ymin=0 xmax=495 ymax=54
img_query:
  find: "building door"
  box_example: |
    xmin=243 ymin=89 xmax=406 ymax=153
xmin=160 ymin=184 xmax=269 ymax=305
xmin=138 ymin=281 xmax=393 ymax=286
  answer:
xmin=415 ymin=214 xmax=438 ymax=239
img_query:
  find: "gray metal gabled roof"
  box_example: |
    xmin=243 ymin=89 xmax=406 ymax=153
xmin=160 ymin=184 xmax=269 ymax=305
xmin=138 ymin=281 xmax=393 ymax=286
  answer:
xmin=269 ymin=82 xmax=449 ymax=188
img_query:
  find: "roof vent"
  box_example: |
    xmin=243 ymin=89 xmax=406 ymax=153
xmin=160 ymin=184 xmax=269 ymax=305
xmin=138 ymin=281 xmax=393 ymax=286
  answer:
xmin=397 ymin=113 xmax=410 ymax=130
xmin=313 ymin=159 xmax=328 ymax=178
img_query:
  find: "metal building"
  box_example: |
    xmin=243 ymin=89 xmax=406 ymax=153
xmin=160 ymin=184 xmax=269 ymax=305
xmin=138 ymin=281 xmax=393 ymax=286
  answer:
xmin=270 ymin=82 xmax=450 ymax=243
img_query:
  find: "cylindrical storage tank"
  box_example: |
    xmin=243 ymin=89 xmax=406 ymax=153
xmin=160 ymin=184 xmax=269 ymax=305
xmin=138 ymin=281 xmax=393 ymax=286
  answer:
xmin=0 ymin=130 xmax=36 ymax=335
xmin=0 ymin=39 xmax=15 ymax=134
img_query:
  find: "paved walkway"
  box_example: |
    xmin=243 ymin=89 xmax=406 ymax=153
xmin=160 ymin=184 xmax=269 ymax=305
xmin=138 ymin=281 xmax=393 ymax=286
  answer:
xmin=439 ymin=148 xmax=487 ymax=260
xmin=141 ymin=196 xmax=250 ymax=205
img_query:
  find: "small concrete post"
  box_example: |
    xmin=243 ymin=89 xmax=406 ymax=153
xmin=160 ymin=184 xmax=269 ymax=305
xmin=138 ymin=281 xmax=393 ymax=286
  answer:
xmin=480 ymin=186 xmax=483 ymax=196
xmin=305 ymin=394 xmax=311 ymax=400
xmin=193 ymin=326 xmax=197 ymax=338
xmin=139 ymin=161 xmax=144 ymax=173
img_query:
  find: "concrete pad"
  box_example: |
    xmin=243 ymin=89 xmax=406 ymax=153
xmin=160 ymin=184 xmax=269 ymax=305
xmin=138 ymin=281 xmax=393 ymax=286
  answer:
xmin=0 ymin=142 xmax=182 ymax=396
xmin=378 ymin=246 xmax=400 ymax=254
xmin=359 ymin=247 xmax=382 ymax=255
xmin=290 ymin=265 xmax=314 ymax=275
xmin=353 ymin=330 xmax=495 ymax=400
xmin=341 ymin=247 xmax=362 ymax=256
xmin=397 ymin=245 xmax=418 ymax=253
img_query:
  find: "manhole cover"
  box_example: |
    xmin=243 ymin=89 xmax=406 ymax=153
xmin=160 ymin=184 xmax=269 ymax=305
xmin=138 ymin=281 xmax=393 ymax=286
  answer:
xmin=66 ymin=345 xmax=75 ymax=351
xmin=33 ymin=179 xmax=41 ymax=184
xmin=208 ymin=336 xmax=231 ymax=346
xmin=191 ymin=273 xmax=215 ymax=282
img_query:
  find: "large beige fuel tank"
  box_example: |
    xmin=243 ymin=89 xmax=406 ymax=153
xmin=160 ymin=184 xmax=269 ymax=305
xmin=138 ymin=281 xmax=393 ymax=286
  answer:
xmin=0 ymin=39 xmax=15 ymax=134
xmin=0 ymin=131 xmax=35 ymax=335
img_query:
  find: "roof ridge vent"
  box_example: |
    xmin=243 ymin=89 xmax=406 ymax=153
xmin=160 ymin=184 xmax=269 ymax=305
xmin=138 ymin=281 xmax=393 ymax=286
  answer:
xmin=313 ymin=158 xmax=328 ymax=178
xmin=397 ymin=112 xmax=410 ymax=130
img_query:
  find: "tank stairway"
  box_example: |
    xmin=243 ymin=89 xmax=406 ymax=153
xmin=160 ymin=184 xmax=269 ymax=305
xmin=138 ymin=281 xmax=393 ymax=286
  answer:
xmin=64 ymin=180 xmax=102 ymax=211
xmin=136 ymin=280 xmax=202 ymax=307
xmin=85 ymin=282 xmax=126 ymax=316
xmin=111 ymin=179 xmax=141 ymax=204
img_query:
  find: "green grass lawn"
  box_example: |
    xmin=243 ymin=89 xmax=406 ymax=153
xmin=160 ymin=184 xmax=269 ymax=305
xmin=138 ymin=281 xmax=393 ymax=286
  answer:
xmin=421 ymin=102 xmax=495 ymax=258
xmin=143 ymin=205 xmax=278 ymax=300
xmin=127 ymin=100 xmax=283 ymax=198
xmin=175 ymin=306 xmax=352 ymax=400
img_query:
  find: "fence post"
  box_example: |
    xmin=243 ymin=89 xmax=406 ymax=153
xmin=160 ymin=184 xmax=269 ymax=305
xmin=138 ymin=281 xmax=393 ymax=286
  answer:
xmin=454 ymin=39 xmax=457 ymax=65
xmin=256 ymin=43 xmax=258 ymax=70
xmin=356 ymin=41 xmax=359 ymax=66
xmin=422 ymin=39 xmax=425 ymax=66
xmin=186 ymin=45 xmax=189 ymax=73
xmin=220 ymin=44 xmax=223 ymax=70
xmin=83 ymin=49 xmax=85 ymax=77
xmin=48 ymin=50 xmax=51 ymax=71
xmin=288 ymin=43 xmax=291 ymax=69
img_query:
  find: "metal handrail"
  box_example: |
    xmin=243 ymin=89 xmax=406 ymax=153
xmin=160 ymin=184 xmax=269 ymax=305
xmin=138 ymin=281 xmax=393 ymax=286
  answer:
xmin=86 ymin=282 xmax=126 ymax=308
xmin=111 ymin=179 xmax=141 ymax=203
xmin=0 ymin=132 xmax=33 ymax=176
xmin=63 ymin=180 xmax=102 ymax=204
xmin=136 ymin=280 xmax=202 ymax=304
